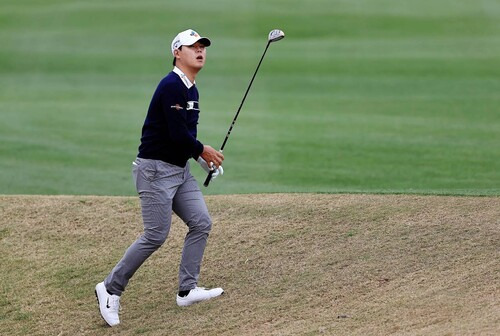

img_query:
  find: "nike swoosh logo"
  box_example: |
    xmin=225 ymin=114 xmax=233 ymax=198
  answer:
xmin=106 ymin=298 xmax=110 ymax=309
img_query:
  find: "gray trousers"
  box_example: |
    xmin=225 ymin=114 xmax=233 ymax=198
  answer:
xmin=104 ymin=158 xmax=212 ymax=295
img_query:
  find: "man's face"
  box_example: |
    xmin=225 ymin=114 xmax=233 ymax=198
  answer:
xmin=176 ymin=42 xmax=207 ymax=70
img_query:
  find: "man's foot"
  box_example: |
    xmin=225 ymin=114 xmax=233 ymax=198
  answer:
xmin=176 ymin=286 xmax=224 ymax=307
xmin=95 ymin=282 xmax=120 ymax=326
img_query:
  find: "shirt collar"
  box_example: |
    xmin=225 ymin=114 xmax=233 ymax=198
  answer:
xmin=173 ymin=66 xmax=195 ymax=89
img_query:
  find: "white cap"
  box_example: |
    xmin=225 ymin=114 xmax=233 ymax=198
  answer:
xmin=171 ymin=29 xmax=211 ymax=56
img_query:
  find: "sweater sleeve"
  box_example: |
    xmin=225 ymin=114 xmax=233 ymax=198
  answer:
xmin=160 ymin=83 xmax=204 ymax=159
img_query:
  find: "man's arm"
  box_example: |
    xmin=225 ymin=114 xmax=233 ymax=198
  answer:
xmin=161 ymin=86 xmax=204 ymax=159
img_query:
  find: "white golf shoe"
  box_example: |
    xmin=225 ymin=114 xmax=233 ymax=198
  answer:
xmin=176 ymin=286 xmax=224 ymax=307
xmin=95 ymin=282 xmax=121 ymax=327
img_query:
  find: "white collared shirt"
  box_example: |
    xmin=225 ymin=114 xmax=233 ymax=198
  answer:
xmin=173 ymin=66 xmax=195 ymax=89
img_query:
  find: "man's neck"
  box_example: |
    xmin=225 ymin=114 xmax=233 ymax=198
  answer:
xmin=176 ymin=65 xmax=199 ymax=84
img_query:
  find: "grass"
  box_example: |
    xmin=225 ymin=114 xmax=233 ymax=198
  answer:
xmin=0 ymin=0 xmax=499 ymax=195
xmin=0 ymin=194 xmax=499 ymax=335
xmin=1 ymin=4 xmax=498 ymax=335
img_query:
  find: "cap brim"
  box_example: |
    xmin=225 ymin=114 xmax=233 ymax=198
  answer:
xmin=196 ymin=37 xmax=211 ymax=47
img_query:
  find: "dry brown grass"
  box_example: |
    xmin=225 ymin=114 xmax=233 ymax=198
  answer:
xmin=0 ymin=194 xmax=499 ymax=335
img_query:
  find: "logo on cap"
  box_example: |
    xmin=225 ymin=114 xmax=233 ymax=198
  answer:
xmin=190 ymin=31 xmax=199 ymax=37
xmin=173 ymin=39 xmax=181 ymax=49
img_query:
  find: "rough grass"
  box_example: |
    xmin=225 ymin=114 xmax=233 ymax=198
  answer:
xmin=0 ymin=194 xmax=499 ymax=335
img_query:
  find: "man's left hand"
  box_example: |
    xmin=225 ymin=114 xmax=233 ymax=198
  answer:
xmin=197 ymin=157 xmax=224 ymax=179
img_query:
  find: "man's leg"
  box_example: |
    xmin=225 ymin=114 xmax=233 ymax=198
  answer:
xmin=98 ymin=158 xmax=181 ymax=326
xmin=173 ymin=169 xmax=212 ymax=292
xmin=173 ymin=167 xmax=224 ymax=307
xmin=104 ymin=159 xmax=183 ymax=295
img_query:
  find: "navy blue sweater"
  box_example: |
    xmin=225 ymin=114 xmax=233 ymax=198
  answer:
xmin=138 ymin=70 xmax=204 ymax=167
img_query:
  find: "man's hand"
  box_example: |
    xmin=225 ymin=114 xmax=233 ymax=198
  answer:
xmin=197 ymin=157 xmax=223 ymax=179
xmin=200 ymin=145 xmax=224 ymax=168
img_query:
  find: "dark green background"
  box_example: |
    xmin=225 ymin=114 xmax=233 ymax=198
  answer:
xmin=1 ymin=0 xmax=499 ymax=195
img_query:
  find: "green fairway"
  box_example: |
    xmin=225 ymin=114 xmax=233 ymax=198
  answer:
xmin=0 ymin=0 xmax=499 ymax=195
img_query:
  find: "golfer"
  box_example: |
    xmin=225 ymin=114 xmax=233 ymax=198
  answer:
xmin=96 ymin=29 xmax=225 ymax=327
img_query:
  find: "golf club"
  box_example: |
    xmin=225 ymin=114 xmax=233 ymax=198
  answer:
xmin=204 ymin=29 xmax=285 ymax=187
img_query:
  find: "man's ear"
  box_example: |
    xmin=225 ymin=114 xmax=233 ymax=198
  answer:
xmin=174 ymin=49 xmax=181 ymax=60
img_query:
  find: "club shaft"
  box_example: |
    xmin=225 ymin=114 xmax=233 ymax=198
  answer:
xmin=220 ymin=41 xmax=271 ymax=151
xmin=204 ymin=41 xmax=271 ymax=187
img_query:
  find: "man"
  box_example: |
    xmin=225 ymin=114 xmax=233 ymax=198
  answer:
xmin=95 ymin=29 xmax=225 ymax=327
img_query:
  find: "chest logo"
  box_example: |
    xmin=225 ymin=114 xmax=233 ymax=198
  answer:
xmin=186 ymin=101 xmax=199 ymax=111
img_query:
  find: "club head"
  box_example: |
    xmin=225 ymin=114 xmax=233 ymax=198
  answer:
xmin=268 ymin=29 xmax=285 ymax=43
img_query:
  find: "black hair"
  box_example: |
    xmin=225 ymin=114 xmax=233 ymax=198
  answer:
xmin=172 ymin=46 xmax=182 ymax=66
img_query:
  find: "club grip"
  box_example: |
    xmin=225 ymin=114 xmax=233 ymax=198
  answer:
xmin=203 ymin=170 xmax=214 ymax=187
